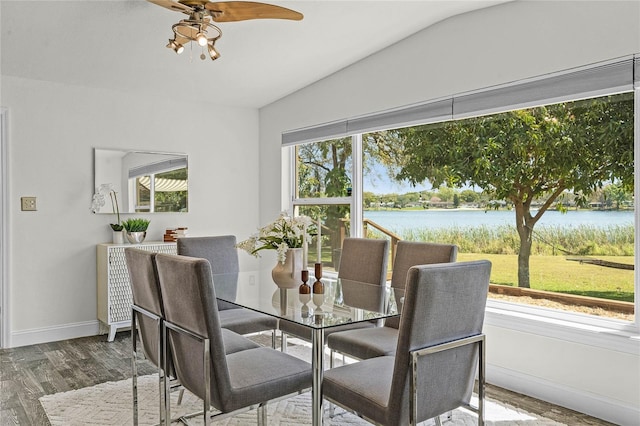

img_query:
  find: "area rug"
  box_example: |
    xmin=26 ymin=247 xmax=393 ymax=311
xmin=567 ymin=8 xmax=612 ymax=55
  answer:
xmin=39 ymin=375 xmax=564 ymax=425
xmin=39 ymin=340 xmax=564 ymax=425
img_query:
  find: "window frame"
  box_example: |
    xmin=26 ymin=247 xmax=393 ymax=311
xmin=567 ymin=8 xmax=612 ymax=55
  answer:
xmin=285 ymin=57 xmax=639 ymax=337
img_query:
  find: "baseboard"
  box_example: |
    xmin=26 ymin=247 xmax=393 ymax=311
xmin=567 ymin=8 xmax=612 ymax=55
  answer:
xmin=10 ymin=320 xmax=101 ymax=348
xmin=487 ymin=363 xmax=639 ymax=425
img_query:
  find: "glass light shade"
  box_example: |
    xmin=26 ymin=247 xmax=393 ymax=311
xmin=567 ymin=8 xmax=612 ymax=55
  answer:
xmin=167 ymin=39 xmax=184 ymax=55
xmin=196 ymin=32 xmax=208 ymax=46
xmin=208 ymin=43 xmax=220 ymax=60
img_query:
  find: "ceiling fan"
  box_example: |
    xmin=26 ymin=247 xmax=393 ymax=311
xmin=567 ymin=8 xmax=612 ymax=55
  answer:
xmin=147 ymin=0 xmax=304 ymax=61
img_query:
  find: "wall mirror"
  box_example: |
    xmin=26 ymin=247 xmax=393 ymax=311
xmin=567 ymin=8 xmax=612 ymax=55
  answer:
xmin=94 ymin=148 xmax=188 ymax=213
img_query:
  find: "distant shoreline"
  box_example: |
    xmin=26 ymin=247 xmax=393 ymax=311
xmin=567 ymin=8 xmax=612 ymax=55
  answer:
xmin=364 ymin=206 xmax=633 ymax=212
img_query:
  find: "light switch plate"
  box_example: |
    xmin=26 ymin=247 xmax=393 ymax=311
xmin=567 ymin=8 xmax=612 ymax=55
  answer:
xmin=21 ymin=197 xmax=37 ymax=211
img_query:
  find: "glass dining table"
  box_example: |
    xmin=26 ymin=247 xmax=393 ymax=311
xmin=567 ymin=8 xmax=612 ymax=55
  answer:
xmin=211 ymin=268 xmax=400 ymax=426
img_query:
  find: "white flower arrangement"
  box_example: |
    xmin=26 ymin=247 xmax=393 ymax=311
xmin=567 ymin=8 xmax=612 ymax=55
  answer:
xmin=91 ymin=183 xmax=123 ymax=231
xmin=237 ymin=212 xmax=314 ymax=263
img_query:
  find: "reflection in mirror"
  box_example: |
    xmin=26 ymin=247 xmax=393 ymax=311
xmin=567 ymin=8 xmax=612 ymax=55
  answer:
xmin=94 ymin=148 xmax=188 ymax=213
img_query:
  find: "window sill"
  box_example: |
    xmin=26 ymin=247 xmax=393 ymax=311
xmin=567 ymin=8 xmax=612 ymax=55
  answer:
xmin=485 ymin=300 xmax=639 ymax=355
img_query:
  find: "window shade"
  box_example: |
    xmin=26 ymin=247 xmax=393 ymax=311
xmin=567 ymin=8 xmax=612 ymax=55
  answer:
xmin=453 ymin=58 xmax=635 ymax=119
xmin=346 ymin=99 xmax=453 ymax=135
xmin=282 ymin=55 xmax=638 ymax=145
xmin=282 ymin=121 xmax=347 ymax=146
xmin=282 ymin=99 xmax=453 ymax=146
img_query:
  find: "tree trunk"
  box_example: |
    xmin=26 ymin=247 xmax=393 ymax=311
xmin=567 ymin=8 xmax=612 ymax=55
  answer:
xmin=514 ymin=202 xmax=534 ymax=288
xmin=513 ymin=185 xmax=566 ymax=289
xmin=517 ymin=230 xmax=533 ymax=288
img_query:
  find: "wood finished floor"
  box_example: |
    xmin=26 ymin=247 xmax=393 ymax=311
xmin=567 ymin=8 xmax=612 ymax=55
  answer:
xmin=0 ymin=332 xmax=614 ymax=425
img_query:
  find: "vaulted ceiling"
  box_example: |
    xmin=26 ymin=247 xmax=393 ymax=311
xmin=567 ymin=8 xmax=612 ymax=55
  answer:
xmin=1 ymin=1 xmax=509 ymax=108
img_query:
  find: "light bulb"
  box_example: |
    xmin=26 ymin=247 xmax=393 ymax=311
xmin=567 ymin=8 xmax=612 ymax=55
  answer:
xmin=166 ymin=39 xmax=184 ymax=55
xmin=208 ymin=43 xmax=220 ymax=60
xmin=196 ymin=32 xmax=207 ymax=47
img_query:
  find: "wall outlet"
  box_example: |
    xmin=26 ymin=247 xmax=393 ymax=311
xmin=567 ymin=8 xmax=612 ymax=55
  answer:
xmin=21 ymin=197 xmax=37 ymax=211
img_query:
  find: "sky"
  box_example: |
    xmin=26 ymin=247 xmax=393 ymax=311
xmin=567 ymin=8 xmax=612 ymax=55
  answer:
xmin=364 ymin=175 xmax=431 ymax=195
xmin=363 ymin=164 xmax=432 ymax=195
xmin=362 ymin=163 xmax=475 ymax=195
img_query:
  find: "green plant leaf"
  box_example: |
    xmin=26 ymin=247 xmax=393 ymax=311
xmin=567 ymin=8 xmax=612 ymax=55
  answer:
xmin=122 ymin=218 xmax=150 ymax=232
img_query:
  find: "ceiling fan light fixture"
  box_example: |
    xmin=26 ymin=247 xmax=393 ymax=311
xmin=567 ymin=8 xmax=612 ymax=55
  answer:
xmin=166 ymin=39 xmax=184 ymax=54
xmin=151 ymin=0 xmax=302 ymax=63
xmin=196 ymin=31 xmax=208 ymax=46
xmin=208 ymin=41 xmax=221 ymax=61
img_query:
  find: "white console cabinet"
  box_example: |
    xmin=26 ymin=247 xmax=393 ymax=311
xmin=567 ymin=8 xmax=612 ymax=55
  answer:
xmin=97 ymin=242 xmax=177 ymax=341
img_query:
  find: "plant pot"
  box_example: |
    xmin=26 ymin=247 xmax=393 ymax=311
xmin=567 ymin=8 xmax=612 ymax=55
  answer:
xmin=271 ymin=248 xmax=303 ymax=289
xmin=112 ymin=230 xmax=124 ymax=245
xmin=125 ymin=231 xmax=147 ymax=244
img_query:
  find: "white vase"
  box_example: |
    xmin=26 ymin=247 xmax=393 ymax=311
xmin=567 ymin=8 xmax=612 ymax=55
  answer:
xmin=112 ymin=230 xmax=124 ymax=244
xmin=271 ymin=248 xmax=303 ymax=289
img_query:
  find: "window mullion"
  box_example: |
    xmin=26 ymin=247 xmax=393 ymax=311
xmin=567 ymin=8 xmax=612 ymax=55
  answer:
xmin=352 ymin=134 xmax=363 ymax=237
xmin=634 ymin=86 xmax=640 ymax=330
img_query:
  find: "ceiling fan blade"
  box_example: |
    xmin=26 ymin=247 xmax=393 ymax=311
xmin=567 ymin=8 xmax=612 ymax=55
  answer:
xmin=147 ymin=0 xmax=193 ymax=14
xmin=205 ymin=1 xmax=303 ymax=22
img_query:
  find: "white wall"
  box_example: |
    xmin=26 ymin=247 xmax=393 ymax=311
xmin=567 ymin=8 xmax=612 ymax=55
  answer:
xmin=3 ymin=76 xmax=260 ymax=346
xmin=259 ymin=1 xmax=640 ymax=424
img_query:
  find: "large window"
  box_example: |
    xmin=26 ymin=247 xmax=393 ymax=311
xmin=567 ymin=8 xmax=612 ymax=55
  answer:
xmin=293 ymin=138 xmax=352 ymax=272
xmin=287 ymin=57 xmax=638 ymax=328
xmin=362 ymin=92 xmax=634 ymax=323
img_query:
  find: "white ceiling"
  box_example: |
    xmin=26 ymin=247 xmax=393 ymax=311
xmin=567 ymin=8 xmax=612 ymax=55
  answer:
xmin=1 ymin=0 xmax=509 ymax=108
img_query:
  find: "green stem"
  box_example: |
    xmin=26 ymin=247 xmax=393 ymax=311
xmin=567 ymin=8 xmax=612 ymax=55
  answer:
xmin=110 ymin=191 xmax=121 ymax=225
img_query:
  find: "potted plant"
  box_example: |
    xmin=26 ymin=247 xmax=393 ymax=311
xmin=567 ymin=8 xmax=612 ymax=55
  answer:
xmin=91 ymin=183 xmax=124 ymax=243
xmin=237 ymin=212 xmax=313 ymax=288
xmin=122 ymin=218 xmax=151 ymax=244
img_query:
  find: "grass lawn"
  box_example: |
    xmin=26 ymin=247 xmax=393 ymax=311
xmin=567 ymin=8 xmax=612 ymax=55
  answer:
xmin=457 ymin=253 xmax=634 ymax=302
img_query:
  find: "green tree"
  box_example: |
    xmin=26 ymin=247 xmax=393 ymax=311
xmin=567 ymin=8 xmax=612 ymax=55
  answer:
xmin=396 ymin=93 xmax=634 ymax=288
xmin=602 ymin=182 xmax=632 ymax=209
xmin=436 ymin=185 xmax=455 ymax=202
xmin=460 ymin=189 xmax=480 ymax=203
xmin=363 ymin=191 xmax=378 ymax=208
xmin=297 ymin=138 xmax=352 ymax=255
xmin=297 ymin=138 xmax=352 ymax=198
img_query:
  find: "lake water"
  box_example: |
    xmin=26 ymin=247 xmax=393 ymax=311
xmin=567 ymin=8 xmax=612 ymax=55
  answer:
xmin=364 ymin=209 xmax=634 ymax=233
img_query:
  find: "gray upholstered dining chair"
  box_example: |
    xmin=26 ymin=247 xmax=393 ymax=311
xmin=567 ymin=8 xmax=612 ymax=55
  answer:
xmin=126 ymin=248 xmax=169 ymax=426
xmin=177 ymin=235 xmax=279 ymax=347
xmin=155 ymin=253 xmax=312 ymax=426
xmin=323 ymin=260 xmax=491 ymax=426
xmin=125 ymin=248 xmax=260 ymax=426
xmin=278 ymin=237 xmax=390 ymax=351
xmin=327 ymin=241 xmax=458 ymax=362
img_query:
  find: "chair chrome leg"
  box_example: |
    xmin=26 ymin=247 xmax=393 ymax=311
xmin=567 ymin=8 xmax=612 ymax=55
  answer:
xmin=163 ymin=325 xmax=172 ymax=426
xmin=203 ymin=337 xmax=211 ymax=426
xmin=272 ymin=329 xmax=277 ymax=349
xmin=281 ymin=331 xmax=287 ymax=352
xmin=435 ymin=415 xmax=443 ymax=426
xmin=257 ymin=403 xmax=267 ymax=426
xmin=478 ymin=337 xmax=486 ymax=426
xmin=132 ymin=312 xmax=139 ymax=426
